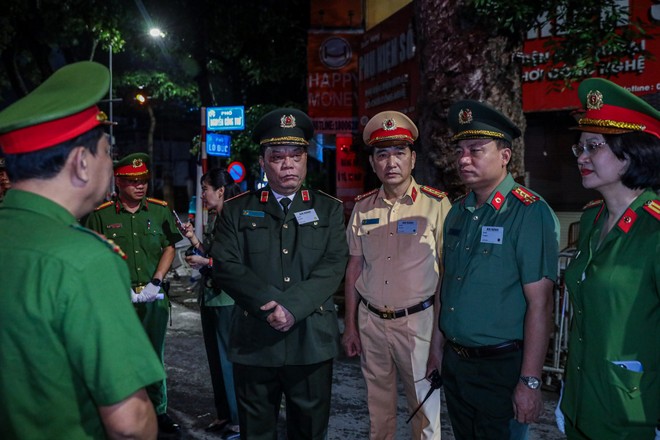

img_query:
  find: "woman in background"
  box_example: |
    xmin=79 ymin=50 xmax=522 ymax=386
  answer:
xmin=561 ymin=78 xmax=659 ymax=439
xmin=180 ymin=168 xmax=241 ymax=439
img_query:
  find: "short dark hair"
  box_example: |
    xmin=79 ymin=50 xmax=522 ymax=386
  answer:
xmin=4 ymin=127 xmax=105 ymax=182
xmin=605 ymin=131 xmax=660 ymax=191
xmin=201 ymin=167 xmax=241 ymax=199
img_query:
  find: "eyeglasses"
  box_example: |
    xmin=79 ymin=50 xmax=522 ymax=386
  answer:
xmin=571 ymin=141 xmax=607 ymax=158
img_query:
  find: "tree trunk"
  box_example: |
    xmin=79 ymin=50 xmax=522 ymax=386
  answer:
xmin=414 ymin=0 xmax=526 ymax=200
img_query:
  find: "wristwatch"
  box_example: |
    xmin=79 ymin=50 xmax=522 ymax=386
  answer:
xmin=151 ymin=278 xmax=162 ymax=287
xmin=520 ymin=376 xmax=541 ymax=390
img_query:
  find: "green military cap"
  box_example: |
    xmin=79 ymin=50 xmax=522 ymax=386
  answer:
xmin=573 ymin=77 xmax=660 ymax=139
xmin=0 ymin=61 xmax=112 ymax=155
xmin=448 ymin=99 xmax=521 ymax=144
xmin=252 ymin=108 xmax=313 ymax=147
xmin=114 ymin=153 xmax=150 ymax=177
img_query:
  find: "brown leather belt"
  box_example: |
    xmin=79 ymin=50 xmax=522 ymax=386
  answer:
xmin=361 ymin=296 xmax=434 ymax=320
xmin=448 ymin=340 xmax=522 ymax=359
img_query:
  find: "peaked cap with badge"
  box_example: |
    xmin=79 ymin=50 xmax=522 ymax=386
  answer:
xmin=363 ymin=111 xmax=418 ymax=147
xmin=0 ymin=61 xmax=112 ymax=155
xmin=572 ymin=77 xmax=660 ymax=139
xmin=252 ymin=107 xmax=314 ymax=148
xmin=114 ymin=152 xmax=150 ymax=178
xmin=448 ymin=99 xmax=521 ymax=144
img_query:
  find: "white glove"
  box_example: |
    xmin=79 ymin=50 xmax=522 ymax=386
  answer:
xmin=130 ymin=288 xmax=139 ymax=303
xmin=131 ymin=282 xmax=164 ymax=303
xmin=655 ymin=427 xmax=660 ymax=440
xmin=554 ymin=380 xmax=565 ymax=434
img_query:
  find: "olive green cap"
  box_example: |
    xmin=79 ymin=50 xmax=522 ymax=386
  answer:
xmin=448 ymin=99 xmax=521 ymax=144
xmin=252 ymin=108 xmax=313 ymax=147
xmin=573 ymin=77 xmax=660 ymax=139
xmin=0 ymin=61 xmax=111 ymax=154
xmin=114 ymin=153 xmax=150 ymax=177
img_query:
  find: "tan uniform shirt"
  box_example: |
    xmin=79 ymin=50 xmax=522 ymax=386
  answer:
xmin=347 ymin=177 xmax=451 ymax=309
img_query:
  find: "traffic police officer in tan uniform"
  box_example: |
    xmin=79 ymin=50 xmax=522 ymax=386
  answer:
xmin=343 ymin=111 xmax=450 ymax=439
xmin=210 ymin=108 xmax=348 ymax=440
xmin=85 ymin=152 xmax=182 ymax=434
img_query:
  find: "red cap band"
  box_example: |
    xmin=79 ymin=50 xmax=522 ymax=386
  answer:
xmin=115 ymin=161 xmax=149 ymax=177
xmin=0 ymin=106 xmax=108 ymax=154
xmin=368 ymin=127 xmax=414 ymax=145
xmin=583 ymin=104 xmax=660 ymax=139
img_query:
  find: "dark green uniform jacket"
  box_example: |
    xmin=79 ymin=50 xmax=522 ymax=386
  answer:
xmin=210 ymin=187 xmax=348 ymax=367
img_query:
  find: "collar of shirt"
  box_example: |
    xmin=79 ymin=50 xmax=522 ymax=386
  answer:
xmin=2 ymin=189 xmax=76 ymax=226
xmin=376 ymin=177 xmax=419 ymax=206
xmin=463 ymin=173 xmax=515 ymax=211
xmin=270 ymin=189 xmax=294 ymax=210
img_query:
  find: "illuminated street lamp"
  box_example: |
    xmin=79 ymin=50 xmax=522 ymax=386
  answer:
xmin=149 ymin=27 xmax=165 ymax=38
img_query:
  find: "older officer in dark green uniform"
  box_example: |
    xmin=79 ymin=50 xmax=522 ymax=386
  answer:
xmin=0 ymin=61 xmax=164 ymax=439
xmin=210 ymin=108 xmax=348 ymax=440
xmin=439 ymin=100 xmax=559 ymax=440
xmin=85 ymin=152 xmax=181 ymax=434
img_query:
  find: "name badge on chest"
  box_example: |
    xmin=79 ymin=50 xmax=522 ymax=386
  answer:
xmin=397 ymin=220 xmax=418 ymax=235
xmin=481 ymin=226 xmax=503 ymax=244
xmin=294 ymin=209 xmax=319 ymax=224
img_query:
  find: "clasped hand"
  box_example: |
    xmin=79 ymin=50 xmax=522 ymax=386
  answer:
xmin=261 ymin=301 xmax=295 ymax=332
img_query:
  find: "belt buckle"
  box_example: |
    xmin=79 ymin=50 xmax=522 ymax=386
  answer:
xmin=453 ymin=344 xmax=470 ymax=359
xmin=380 ymin=307 xmax=396 ymax=319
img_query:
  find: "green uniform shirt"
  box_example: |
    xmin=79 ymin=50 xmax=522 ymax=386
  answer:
xmin=0 ymin=190 xmax=165 ymax=440
xmin=561 ymin=190 xmax=660 ymax=438
xmin=85 ymin=197 xmax=181 ymax=285
xmin=440 ymin=174 xmax=559 ymax=346
xmin=210 ymin=187 xmax=348 ymax=367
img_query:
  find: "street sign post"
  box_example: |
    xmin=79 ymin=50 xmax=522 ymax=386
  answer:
xmin=206 ymin=106 xmax=245 ymax=131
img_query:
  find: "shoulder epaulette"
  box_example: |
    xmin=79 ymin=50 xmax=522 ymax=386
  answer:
xmin=70 ymin=224 xmax=127 ymax=260
xmin=146 ymin=197 xmax=168 ymax=207
xmin=642 ymin=200 xmax=660 ymax=221
xmin=355 ymin=188 xmax=378 ymax=202
xmin=582 ymin=199 xmax=604 ymax=210
xmin=317 ymin=190 xmax=343 ymax=203
xmin=511 ymin=186 xmax=539 ymax=205
xmin=94 ymin=200 xmax=113 ymax=211
xmin=225 ymin=190 xmax=251 ymax=203
xmin=420 ymin=185 xmax=448 ymax=200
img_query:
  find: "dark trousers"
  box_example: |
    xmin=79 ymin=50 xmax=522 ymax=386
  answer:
xmin=233 ymin=360 xmax=333 ymax=440
xmin=201 ymin=305 xmax=238 ymax=423
xmin=442 ymin=345 xmax=529 ymax=440
xmin=135 ymin=298 xmax=169 ymax=415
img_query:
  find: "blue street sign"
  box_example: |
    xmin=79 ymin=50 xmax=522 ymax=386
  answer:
xmin=206 ymin=133 xmax=231 ymax=157
xmin=206 ymin=106 xmax=245 ymax=131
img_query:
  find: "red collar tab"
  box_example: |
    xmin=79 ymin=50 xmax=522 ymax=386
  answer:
xmin=260 ymin=191 xmax=269 ymax=203
xmin=617 ymin=208 xmax=637 ymax=233
xmin=301 ymin=190 xmax=310 ymax=202
xmin=642 ymin=200 xmax=660 ymax=221
xmin=0 ymin=106 xmax=109 ymax=154
xmin=491 ymin=191 xmax=505 ymax=211
xmin=411 ymin=187 xmax=418 ymax=203
xmin=511 ymin=186 xmax=539 ymax=205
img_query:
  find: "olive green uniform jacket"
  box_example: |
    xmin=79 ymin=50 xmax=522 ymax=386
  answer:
xmin=210 ymin=187 xmax=348 ymax=367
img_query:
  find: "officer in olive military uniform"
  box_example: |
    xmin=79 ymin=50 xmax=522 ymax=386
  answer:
xmin=210 ymin=108 xmax=348 ymax=440
xmin=85 ymin=152 xmax=182 ymax=434
xmin=439 ymin=100 xmax=560 ymax=440
xmin=0 ymin=61 xmax=164 ymax=439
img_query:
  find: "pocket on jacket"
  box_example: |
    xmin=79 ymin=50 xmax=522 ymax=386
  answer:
xmin=300 ymin=218 xmax=329 ymax=250
xmin=605 ymin=360 xmax=647 ymax=424
xmin=238 ymin=216 xmax=269 ymax=253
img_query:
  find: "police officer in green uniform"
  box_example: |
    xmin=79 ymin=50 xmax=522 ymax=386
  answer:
xmin=560 ymin=78 xmax=660 ymax=439
xmin=0 ymin=61 xmax=165 ymax=439
xmin=210 ymin=108 xmax=348 ymax=440
xmin=439 ymin=100 xmax=560 ymax=440
xmin=85 ymin=152 xmax=182 ymax=434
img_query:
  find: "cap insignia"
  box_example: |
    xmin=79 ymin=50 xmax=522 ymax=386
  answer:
xmin=280 ymin=115 xmax=296 ymax=128
xmin=458 ymin=108 xmax=473 ymax=125
xmin=132 ymin=158 xmax=144 ymax=168
xmin=382 ymin=118 xmax=397 ymax=131
xmin=96 ymin=111 xmax=109 ymax=122
xmin=586 ymin=90 xmax=604 ymax=110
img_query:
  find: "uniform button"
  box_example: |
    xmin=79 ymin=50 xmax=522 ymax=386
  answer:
xmin=137 ymin=268 xmax=141 ymax=271
xmin=450 ymin=307 xmax=455 ymax=311
xmin=282 ymin=249 xmax=289 ymax=254
xmin=577 ymin=366 xmax=581 ymax=371
xmin=243 ymin=310 xmax=248 ymax=317
xmin=385 ymin=280 xmax=389 ymax=284
xmin=251 ymin=222 xmax=257 ymax=228
xmin=133 ymin=232 xmax=137 ymax=236
xmin=387 ymin=256 xmax=391 ymax=260
xmin=456 ymin=276 xmax=462 ymax=281
xmin=576 ymin=280 xmax=581 ymax=285
xmin=465 ymin=246 xmax=470 ymax=251
xmin=482 ymin=249 xmax=489 ymax=254
xmin=579 ymin=337 xmax=582 ymax=342
xmin=452 ymin=337 xmax=457 ymax=341
xmin=135 ymin=250 xmax=139 ymax=254
xmin=112 ymin=233 xmax=117 ymax=237
xmin=284 ymin=276 xmax=291 ymax=282
xmin=632 ymin=386 xmax=638 ymax=391
xmin=578 ymin=310 xmax=582 ymax=314
xmin=313 ymin=221 xmax=318 ymax=226
xmin=390 ymin=232 xmax=394 ymax=236
xmin=473 ymin=215 xmax=479 ymax=221
xmin=283 ymin=224 xmax=289 ymax=229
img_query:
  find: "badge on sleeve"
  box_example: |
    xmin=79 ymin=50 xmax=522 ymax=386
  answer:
xmin=481 ymin=226 xmax=503 ymax=244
